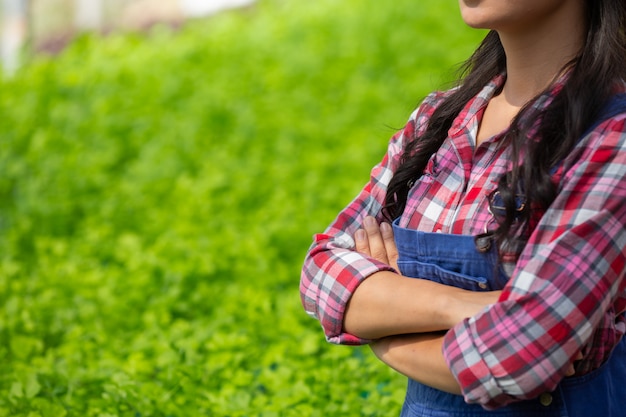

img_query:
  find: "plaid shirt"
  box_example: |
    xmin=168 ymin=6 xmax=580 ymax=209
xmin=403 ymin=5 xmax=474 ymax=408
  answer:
xmin=300 ymin=75 xmax=626 ymax=408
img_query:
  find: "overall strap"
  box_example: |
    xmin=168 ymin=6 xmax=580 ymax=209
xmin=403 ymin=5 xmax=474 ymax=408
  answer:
xmin=489 ymin=94 xmax=626 ymax=239
xmin=583 ymin=93 xmax=626 ymax=136
xmin=550 ymin=93 xmax=626 ymax=176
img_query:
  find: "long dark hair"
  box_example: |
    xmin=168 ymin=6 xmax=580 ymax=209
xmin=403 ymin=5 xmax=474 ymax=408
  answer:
xmin=383 ymin=0 xmax=626 ymax=256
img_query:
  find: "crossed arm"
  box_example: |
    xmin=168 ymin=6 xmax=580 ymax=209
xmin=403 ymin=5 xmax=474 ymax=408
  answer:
xmin=348 ymin=217 xmax=579 ymax=395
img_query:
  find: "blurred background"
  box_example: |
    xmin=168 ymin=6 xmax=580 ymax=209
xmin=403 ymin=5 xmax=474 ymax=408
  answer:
xmin=1 ymin=0 xmax=255 ymax=75
xmin=0 ymin=1 xmax=484 ymax=416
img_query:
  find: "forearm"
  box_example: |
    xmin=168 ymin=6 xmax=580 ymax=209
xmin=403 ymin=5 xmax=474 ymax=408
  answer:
xmin=343 ymin=271 xmax=500 ymax=339
xmin=371 ymin=333 xmax=461 ymax=395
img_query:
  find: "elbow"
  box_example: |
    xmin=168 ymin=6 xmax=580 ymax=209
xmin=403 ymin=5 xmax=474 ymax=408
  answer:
xmin=300 ymin=265 xmax=369 ymax=345
xmin=444 ymin=326 xmax=568 ymax=409
xmin=299 ymin=260 xmax=320 ymax=320
xmin=453 ymin=364 xmax=561 ymax=409
xmin=299 ymin=257 xmax=339 ymax=339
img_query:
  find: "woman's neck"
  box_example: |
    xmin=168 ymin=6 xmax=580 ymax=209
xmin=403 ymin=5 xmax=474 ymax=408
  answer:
xmin=498 ymin=4 xmax=586 ymax=106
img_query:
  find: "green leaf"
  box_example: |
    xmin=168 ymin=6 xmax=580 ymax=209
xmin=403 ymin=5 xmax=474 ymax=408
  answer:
xmin=24 ymin=373 xmax=41 ymax=399
xmin=0 ymin=0 xmax=481 ymax=415
xmin=9 ymin=381 xmax=23 ymax=398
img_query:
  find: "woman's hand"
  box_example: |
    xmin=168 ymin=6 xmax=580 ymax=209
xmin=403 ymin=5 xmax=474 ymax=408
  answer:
xmin=354 ymin=216 xmax=399 ymax=271
xmin=369 ymin=332 xmax=463 ymax=395
xmin=370 ymin=333 xmax=583 ymax=394
xmin=354 ymin=216 xmax=502 ymax=320
xmin=565 ymin=351 xmax=584 ymax=377
xmin=354 ymin=216 xmax=580 ymax=390
xmin=349 ymin=216 xmax=502 ymax=332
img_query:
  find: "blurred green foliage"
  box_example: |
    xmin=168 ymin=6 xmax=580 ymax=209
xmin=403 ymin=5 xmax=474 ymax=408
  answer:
xmin=0 ymin=0 xmax=485 ymax=415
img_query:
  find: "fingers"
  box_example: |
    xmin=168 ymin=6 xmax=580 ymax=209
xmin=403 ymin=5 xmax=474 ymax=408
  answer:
xmin=354 ymin=229 xmax=370 ymax=256
xmin=362 ymin=216 xmax=389 ymax=264
xmin=355 ymin=216 xmax=399 ymax=269
xmin=380 ymin=221 xmax=399 ymax=271
xmin=565 ymin=351 xmax=585 ymax=377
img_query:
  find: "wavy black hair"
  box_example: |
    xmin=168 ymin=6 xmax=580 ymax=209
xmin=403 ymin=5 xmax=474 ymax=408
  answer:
xmin=383 ymin=0 xmax=626 ymax=256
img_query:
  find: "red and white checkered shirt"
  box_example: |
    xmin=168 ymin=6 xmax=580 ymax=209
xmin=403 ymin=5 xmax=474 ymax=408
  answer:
xmin=300 ymin=74 xmax=626 ymax=407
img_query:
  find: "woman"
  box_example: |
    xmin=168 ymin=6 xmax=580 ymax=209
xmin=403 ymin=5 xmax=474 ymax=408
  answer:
xmin=300 ymin=0 xmax=626 ymax=415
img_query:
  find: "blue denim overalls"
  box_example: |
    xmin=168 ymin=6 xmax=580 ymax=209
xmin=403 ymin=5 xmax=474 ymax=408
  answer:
xmin=391 ymin=95 xmax=626 ymax=416
xmin=392 ymin=220 xmax=626 ymax=417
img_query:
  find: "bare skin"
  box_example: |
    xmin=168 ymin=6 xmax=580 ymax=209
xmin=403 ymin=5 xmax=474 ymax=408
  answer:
xmin=354 ymin=218 xmax=582 ymax=394
xmin=352 ymin=218 xmax=498 ymax=394
xmin=344 ymin=217 xmax=501 ymax=340
xmin=464 ymin=0 xmax=587 ymax=146
xmin=342 ymin=0 xmax=588 ymax=395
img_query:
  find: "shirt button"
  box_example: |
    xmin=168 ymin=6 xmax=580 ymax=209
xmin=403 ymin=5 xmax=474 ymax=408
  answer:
xmin=539 ymin=393 xmax=553 ymax=407
xmin=478 ymin=282 xmax=488 ymax=289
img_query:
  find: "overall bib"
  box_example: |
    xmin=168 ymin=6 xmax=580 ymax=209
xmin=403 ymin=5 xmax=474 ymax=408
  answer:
xmin=392 ymin=217 xmax=626 ymax=417
xmin=391 ymin=95 xmax=626 ymax=416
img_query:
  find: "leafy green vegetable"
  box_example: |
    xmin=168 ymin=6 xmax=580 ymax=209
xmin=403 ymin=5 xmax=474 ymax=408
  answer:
xmin=0 ymin=0 xmax=484 ymax=415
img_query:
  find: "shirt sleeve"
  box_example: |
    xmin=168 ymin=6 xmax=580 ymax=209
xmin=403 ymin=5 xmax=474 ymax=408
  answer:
xmin=300 ymin=92 xmax=446 ymax=345
xmin=443 ymin=115 xmax=626 ymax=408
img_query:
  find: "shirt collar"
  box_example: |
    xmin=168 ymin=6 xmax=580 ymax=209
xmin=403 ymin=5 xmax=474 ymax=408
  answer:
xmin=448 ymin=72 xmax=568 ymax=140
xmin=448 ymin=74 xmax=505 ymax=139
